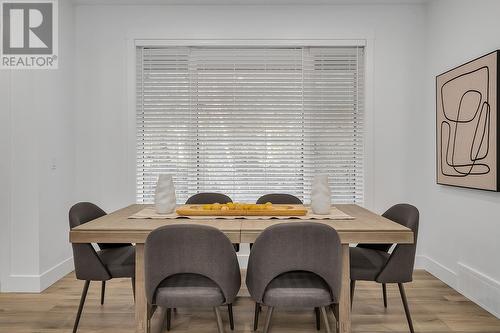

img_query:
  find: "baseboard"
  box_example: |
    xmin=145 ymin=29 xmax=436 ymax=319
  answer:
xmin=415 ymin=254 xmax=458 ymax=289
xmin=3 ymin=274 xmax=42 ymax=293
xmin=39 ymin=257 xmax=74 ymax=291
xmin=3 ymin=257 xmax=74 ymax=293
xmin=416 ymin=255 xmax=500 ymax=320
xmin=457 ymin=262 xmax=500 ymax=319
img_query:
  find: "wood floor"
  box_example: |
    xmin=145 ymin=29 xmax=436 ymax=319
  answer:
xmin=1 ymin=270 xmax=499 ymax=333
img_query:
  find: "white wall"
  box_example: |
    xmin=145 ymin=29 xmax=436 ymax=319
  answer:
xmin=0 ymin=0 xmax=76 ymax=292
xmin=411 ymin=0 xmax=500 ymax=318
xmin=74 ymin=4 xmax=426 ymax=214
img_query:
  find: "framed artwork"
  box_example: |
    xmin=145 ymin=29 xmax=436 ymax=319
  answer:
xmin=436 ymin=50 xmax=499 ymax=191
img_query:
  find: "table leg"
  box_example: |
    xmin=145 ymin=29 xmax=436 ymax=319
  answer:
xmin=135 ymin=243 xmax=148 ymax=333
xmin=339 ymin=244 xmax=351 ymax=333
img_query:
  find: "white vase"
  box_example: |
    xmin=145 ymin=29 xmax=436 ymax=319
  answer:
xmin=154 ymin=174 xmax=177 ymax=214
xmin=311 ymin=174 xmax=331 ymax=215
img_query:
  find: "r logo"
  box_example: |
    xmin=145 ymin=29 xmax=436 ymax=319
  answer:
xmin=2 ymin=2 xmax=53 ymax=54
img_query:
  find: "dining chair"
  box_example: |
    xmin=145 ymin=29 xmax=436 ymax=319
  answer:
xmin=247 ymin=222 xmax=342 ymax=333
xmin=69 ymin=202 xmax=136 ymax=333
xmin=350 ymin=203 xmax=419 ymax=333
xmin=255 ymin=193 xmax=325 ymax=329
xmin=186 ymin=193 xmax=241 ymax=254
xmin=255 ymin=193 xmax=303 ymax=205
xmin=145 ymin=224 xmax=241 ymax=333
xmin=186 ymin=192 xmax=233 ymax=205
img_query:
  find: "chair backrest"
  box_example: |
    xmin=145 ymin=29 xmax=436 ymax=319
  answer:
xmin=376 ymin=204 xmax=419 ymax=283
xmin=256 ymin=193 xmax=303 ymax=205
xmin=144 ymin=224 xmax=241 ymax=305
xmin=246 ymin=222 xmax=342 ymax=304
xmin=69 ymin=202 xmax=111 ymax=281
xmin=186 ymin=193 xmax=233 ymax=204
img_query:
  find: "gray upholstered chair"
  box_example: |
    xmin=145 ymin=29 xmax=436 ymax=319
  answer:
xmin=256 ymin=193 xmax=303 ymax=205
xmin=350 ymin=203 xmax=419 ymax=333
xmin=246 ymin=222 xmax=342 ymax=333
xmin=186 ymin=192 xmax=233 ymax=205
xmin=69 ymin=202 xmax=136 ymax=333
xmin=255 ymin=193 xmax=324 ymax=329
xmin=145 ymin=224 xmax=241 ymax=333
xmin=186 ymin=193 xmax=240 ymax=256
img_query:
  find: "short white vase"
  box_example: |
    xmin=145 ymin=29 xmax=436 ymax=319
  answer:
xmin=154 ymin=174 xmax=176 ymax=214
xmin=311 ymin=174 xmax=331 ymax=215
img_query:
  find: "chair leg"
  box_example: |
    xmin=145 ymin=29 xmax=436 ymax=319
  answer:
xmin=100 ymin=281 xmax=106 ymax=305
xmin=131 ymin=278 xmax=136 ymax=302
xmin=73 ymin=280 xmax=91 ymax=333
xmin=320 ymin=307 xmax=332 ymax=333
xmin=330 ymin=304 xmax=339 ymax=333
xmin=398 ymin=283 xmax=415 ymax=333
xmin=263 ymin=306 xmax=274 ymax=333
xmin=382 ymin=283 xmax=388 ymax=308
xmin=214 ymin=306 xmax=225 ymax=333
xmin=330 ymin=303 xmax=339 ymax=321
xmin=253 ymin=303 xmax=260 ymax=331
xmin=228 ymin=303 xmax=234 ymax=330
xmin=146 ymin=304 xmax=153 ymax=333
xmin=350 ymin=280 xmax=356 ymax=309
xmin=165 ymin=308 xmax=172 ymax=331
xmin=314 ymin=307 xmax=321 ymax=330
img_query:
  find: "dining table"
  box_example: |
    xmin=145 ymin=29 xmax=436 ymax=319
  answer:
xmin=69 ymin=204 xmax=414 ymax=333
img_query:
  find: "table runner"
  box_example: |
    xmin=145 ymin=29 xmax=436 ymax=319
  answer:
xmin=128 ymin=206 xmax=354 ymax=220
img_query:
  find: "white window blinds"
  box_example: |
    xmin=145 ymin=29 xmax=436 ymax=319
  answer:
xmin=136 ymin=46 xmax=364 ymax=204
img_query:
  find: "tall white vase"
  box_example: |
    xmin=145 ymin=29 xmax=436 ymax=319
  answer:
xmin=311 ymin=174 xmax=331 ymax=215
xmin=155 ymin=174 xmax=176 ymax=214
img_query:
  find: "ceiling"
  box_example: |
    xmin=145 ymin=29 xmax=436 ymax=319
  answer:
xmin=74 ymin=0 xmax=428 ymax=5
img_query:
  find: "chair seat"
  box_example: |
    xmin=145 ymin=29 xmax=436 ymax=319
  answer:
xmin=350 ymin=247 xmax=390 ymax=281
xmin=98 ymin=245 xmax=135 ymax=278
xmin=263 ymin=271 xmax=333 ymax=307
xmin=154 ymin=273 xmax=225 ymax=308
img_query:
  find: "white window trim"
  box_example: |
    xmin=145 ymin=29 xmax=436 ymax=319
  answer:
xmin=126 ymin=38 xmax=374 ymax=209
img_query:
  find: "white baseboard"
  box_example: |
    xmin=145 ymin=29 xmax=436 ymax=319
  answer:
xmin=457 ymin=262 xmax=500 ymax=319
xmin=416 ymin=255 xmax=500 ymax=319
xmin=40 ymin=257 xmax=74 ymax=291
xmin=415 ymin=254 xmax=458 ymax=289
xmin=3 ymin=257 xmax=74 ymax=293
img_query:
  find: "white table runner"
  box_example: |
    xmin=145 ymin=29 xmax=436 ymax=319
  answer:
xmin=128 ymin=206 xmax=354 ymax=220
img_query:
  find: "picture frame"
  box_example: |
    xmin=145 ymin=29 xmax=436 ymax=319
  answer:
xmin=436 ymin=50 xmax=499 ymax=191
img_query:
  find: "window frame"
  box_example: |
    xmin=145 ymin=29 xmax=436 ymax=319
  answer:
xmin=127 ymin=39 xmax=374 ymax=208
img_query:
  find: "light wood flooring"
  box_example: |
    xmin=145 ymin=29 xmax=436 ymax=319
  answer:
xmin=1 ymin=270 xmax=500 ymax=332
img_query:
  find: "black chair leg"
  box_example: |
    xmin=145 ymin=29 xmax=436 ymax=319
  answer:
xmin=100 ymin=281 xmax=106 ymax=305
xmin=227 ymin=303 xmax=234 ymax=330
xmin=315 ymin=307 xmax=321 ymax=330
xmin=398 ymin=283 xmax=415 ymax=333
xmin=253 ymin=303 xmax=260 ymax=331
xmin=131 ymin=278 xmax=136 ymax=301
xmin=350 ymin=280 xmax=356 ymax=308
xmin=73 ymin=280 xmax=90 ymax=333
xmin=166 ymin=308 xmax=172 ymax=331
xmin=382 ymin=283 xmax=388 ymax=308
xmin=263 ymin=306 xmax=274 ymax=333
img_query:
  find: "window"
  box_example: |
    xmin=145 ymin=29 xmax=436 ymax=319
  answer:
xmin=136 ymin=46 xmax=364 ymax=204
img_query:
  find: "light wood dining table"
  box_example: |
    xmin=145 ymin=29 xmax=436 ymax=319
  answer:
xmin=69 ymin=204 xmax=414 ymax=333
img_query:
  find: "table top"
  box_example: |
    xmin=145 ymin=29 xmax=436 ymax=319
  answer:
xmin=69 ymin=204 xmax=414 ymax=244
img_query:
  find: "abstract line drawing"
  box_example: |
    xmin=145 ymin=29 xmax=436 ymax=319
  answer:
xmin=436 ymin=51 xmax=499 ymax=191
